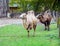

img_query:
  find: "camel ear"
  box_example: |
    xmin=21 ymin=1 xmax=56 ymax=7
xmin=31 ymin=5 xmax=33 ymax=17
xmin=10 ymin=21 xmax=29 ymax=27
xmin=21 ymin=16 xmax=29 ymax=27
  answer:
xmin=23 ymin=15 xmax=27 ymax=19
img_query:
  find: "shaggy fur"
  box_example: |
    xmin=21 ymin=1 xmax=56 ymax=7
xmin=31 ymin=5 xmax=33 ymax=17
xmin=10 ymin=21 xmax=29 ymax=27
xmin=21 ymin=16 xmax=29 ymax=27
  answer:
xmin=20 ymin=10 xmax=39 ymax=37
xmin=37 ymin=11 xmax=52 ymax=31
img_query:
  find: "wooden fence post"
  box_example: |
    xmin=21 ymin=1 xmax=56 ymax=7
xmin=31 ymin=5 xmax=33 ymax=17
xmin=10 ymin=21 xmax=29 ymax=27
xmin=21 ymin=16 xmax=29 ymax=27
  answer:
xmin=57 ymin=16 xmax=59 ymax=28
xmin=59 ymin=25 xmax=60 ymax=38
xmin=58 ymin=13 xmax=60 ymax=38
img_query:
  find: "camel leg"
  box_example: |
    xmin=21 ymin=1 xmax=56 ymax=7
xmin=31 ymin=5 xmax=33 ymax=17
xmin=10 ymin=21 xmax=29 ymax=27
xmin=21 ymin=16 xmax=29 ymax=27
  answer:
xmin=33 ymin=24 xmax=36 ymax=37
xmin=45 ymin=26 xmax=47 ymax=30
xmin=47 ymin=25 xmax=50 ymax=31
xmin=27 ymin=30 xmax=29 ymax=37
xmin=27 ymin=24 xmax=31 ymax=37
xmin=47 ymin=22 xmax=50 ymax=31
xmin=44 ymin=23 xmax=47 ymax=30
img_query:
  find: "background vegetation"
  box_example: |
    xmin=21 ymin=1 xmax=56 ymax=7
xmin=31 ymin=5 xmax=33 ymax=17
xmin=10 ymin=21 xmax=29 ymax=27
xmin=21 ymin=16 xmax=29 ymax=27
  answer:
xmin=9 ymin=0 xmax=59 ymax=13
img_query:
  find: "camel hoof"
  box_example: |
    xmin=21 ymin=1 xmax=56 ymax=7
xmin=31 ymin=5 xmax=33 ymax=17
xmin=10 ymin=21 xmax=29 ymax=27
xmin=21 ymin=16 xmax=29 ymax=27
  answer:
xmin=48 ymin=29 xmax=50 ymax=31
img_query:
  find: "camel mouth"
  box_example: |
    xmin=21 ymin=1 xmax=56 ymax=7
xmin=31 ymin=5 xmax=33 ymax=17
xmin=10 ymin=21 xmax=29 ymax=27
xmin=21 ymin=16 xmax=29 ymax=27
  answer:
xmin=20 ymin=17 xmax=26 ymax=20
xmin=20 ymin=17 xmax=23 ymax=19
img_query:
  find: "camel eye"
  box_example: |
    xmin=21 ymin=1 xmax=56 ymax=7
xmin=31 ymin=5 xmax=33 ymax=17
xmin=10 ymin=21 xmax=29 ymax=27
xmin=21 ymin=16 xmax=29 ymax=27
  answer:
xmin=24 ymin=15 xmax=26 ymax=17
xmin=32 ymin=12 xmax=33 ymax=14
xmin=27 ymin=11 xmax=30 ymax=14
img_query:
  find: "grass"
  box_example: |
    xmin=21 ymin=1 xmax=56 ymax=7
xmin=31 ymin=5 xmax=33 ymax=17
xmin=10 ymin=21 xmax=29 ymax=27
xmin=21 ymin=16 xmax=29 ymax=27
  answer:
xmin=0 ymin=23 xmax=60 ymax=46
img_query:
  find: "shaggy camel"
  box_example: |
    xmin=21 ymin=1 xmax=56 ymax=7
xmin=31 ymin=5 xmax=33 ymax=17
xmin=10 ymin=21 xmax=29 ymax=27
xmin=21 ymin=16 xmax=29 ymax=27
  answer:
xmin=20 ymin=10 xmax=39 ymax=37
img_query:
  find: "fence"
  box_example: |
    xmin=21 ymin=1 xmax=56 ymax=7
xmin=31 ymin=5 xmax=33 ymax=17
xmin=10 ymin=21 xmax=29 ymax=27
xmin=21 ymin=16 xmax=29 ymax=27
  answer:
xmin=0 ymin=0 xmax=8 ymax=17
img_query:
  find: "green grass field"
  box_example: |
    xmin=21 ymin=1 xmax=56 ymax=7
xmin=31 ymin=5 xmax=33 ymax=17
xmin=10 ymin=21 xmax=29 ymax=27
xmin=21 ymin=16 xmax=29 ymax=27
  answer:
xmin=0 ymin=24 xmax=60 ymax=46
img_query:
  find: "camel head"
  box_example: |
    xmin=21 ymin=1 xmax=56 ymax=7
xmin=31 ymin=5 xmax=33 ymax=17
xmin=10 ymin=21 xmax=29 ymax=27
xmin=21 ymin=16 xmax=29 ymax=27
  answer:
xmin=19 ymin=13 xmax=27 ymax=19
xmin=27 ymin=10 xmax=35 ymax=15
xmin=36 ymin=14 xmax=43 ymax=20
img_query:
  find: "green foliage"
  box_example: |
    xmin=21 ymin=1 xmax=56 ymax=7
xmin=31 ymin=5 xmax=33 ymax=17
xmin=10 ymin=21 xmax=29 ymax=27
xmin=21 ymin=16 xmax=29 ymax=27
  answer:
xmin=9 ymin=0 xmax=59 ymax=12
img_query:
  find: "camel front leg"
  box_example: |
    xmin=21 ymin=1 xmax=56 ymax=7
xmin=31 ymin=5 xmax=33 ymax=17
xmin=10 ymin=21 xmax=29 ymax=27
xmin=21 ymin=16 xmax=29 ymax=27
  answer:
xmin=45 ymin=26 xmax=47 ymax=30
xmin=47 ymin=22 xmax=50 ymax=31
xmin=44 ymin=22 xmax=47 ymax=30
xmin=27 ymin=30 xmax=29 ymax=37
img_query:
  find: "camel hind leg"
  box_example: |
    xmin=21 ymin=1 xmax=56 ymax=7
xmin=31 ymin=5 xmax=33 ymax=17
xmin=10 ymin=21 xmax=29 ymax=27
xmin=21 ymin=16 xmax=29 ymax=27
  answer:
xmin=33 ymin=24 xmax=36 ymax=37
